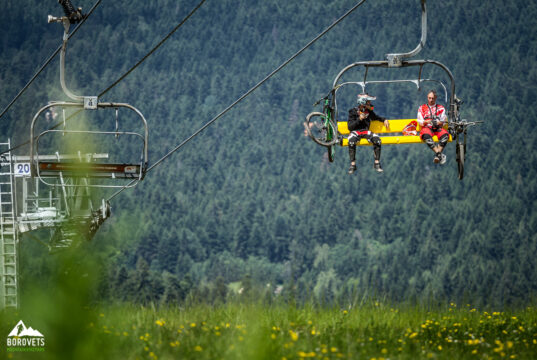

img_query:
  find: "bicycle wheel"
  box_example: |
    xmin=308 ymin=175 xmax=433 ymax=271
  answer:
xmin=456 ymin=142 xmax=465 ymax=180
xmin=305 ymin=112 xmax=338 ymax=147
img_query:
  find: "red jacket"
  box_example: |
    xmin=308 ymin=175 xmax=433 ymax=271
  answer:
xmin=417 ymin=103 xmax=446 ymax=127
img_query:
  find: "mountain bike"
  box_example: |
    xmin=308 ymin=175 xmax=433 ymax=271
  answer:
xmin=305 ymin=94 xmax=338 ymax=162
xmin=449 ymin=119 xmax=483 ymax=180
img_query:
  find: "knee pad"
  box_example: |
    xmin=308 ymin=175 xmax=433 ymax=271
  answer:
xmin=422 ymin=135 xmax=435 ymax=149
xmin=371 ymin=135 xmax=381 ymax=146
xmin=348 ymin=133 xmax=358 ymax=146
xmin=439 ymin=134 xmax=449 ymax=147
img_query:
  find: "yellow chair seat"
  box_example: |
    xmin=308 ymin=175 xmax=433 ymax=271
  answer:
xmin=337 ymin=119 xmax=451 ymax=146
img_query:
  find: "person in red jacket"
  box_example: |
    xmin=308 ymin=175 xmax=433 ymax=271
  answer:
xmin=417 ymin=90 xmax=450 ymax=164
xmin=347 ymin=94 xmax=390 ymax=174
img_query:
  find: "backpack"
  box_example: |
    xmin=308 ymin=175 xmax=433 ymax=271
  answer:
xmin=402 ymin=120 xmax=418 ymax=136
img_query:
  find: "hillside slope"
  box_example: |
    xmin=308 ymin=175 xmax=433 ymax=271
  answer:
xmin=1 ymin=0 xmax=536 ymax=307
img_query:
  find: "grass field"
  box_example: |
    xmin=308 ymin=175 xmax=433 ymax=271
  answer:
xmin=5 ymin=300 xmax=535 ymax=360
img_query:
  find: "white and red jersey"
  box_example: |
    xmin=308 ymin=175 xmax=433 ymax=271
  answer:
xmin=417 ymin=103 xmax=446 ymax=127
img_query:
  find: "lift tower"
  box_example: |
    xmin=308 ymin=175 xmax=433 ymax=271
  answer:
xmin=0 ymin=140 xmax=19 ymax=308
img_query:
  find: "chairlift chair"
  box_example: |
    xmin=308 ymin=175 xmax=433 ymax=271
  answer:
xmin=305 ymin=0 xmax=481 ymax=180
xmin=30 ymin=3 xmax=149 ymax=188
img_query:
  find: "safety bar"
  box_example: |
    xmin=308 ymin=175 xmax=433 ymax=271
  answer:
xmin=333 ymin=78 xmax=449 ymax=111
xmin=29 ymin=102 xmax=149 ymax=188
xmin=331 ymin=60 xmax=456 ymax=124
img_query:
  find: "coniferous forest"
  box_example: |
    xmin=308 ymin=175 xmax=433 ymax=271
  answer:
xmin=1 ymin=0 xmax=536 ymax=310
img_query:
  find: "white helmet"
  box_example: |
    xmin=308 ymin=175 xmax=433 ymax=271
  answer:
xmin=357 ymin=93 xmax=376 ymax=105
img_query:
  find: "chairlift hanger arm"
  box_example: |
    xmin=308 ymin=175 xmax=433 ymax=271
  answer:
xmin=386 ymin=0 xmax=427 ymax=66
xmin=48 ymin=0 xmax=88 ymax=102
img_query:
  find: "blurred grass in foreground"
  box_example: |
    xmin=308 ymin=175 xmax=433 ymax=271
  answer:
xmin=1 ymin=250 xmax=537 ymax=360
xmin=5 ymin=300 xmax=536 ymax=359
xmin=90 ymin=302 xmax=537 ymax=360
xmin=0 ymin=248 xmax=110 ymax=360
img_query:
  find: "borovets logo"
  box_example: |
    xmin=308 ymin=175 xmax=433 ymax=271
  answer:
xmin=6 ymin=320 xmax=45 ymax=352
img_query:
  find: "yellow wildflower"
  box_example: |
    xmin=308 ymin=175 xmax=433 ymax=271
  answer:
xmin=289 ymin=330 xmax=299 ymax=341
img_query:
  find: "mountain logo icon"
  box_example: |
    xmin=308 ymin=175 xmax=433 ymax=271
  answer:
xmin=7 ymin=320 xmax=44 ymax=337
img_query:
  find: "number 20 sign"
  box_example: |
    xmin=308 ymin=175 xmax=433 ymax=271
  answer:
xmin=14 ymin=163 xmax=31 ymax=177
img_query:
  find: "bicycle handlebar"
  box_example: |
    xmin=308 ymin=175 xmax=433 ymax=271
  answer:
xmin=451 ymin=119 xmax=484 ymax=127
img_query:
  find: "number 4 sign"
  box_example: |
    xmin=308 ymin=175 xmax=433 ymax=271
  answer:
xmin=84 ymin=96 xmax=98 ymax=110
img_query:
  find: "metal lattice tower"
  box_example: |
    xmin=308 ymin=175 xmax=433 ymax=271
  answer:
xmin=0 ymin=139 xmax=19 ymax=308
xmin=0 ymin=141 xmax=113 ymax=310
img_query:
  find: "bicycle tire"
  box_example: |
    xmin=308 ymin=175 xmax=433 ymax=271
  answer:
xmin=456 ymin=142 xmax=465 ymax=180
xmin=327 ymin=145 xmax=335 ymax=162
xmin=305 ymin=112 xmax=338 ymax=147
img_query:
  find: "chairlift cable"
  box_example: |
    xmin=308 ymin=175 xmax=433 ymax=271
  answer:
xmin=0 ymin=0 xmax=204 ymax=156
xmin=0 ymin=0 xmax=102 ymax=123
xmin=107 ymin=0 xmax=369 ymax=202
xmin=98 ymin=0 xmax=207 ymax=98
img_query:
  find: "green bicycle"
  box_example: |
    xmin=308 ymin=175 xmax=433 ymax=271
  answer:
xmin=305 ymin=93 xmax=338 ymax=162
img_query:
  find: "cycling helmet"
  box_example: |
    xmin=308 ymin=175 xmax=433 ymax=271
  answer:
xmin=357 ymin=93 xmax=376 ymax=105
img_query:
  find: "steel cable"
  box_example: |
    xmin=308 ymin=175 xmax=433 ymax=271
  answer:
xmin=99 ymin=0 xmax=207 ymax=98
xmin=0 ymin=0 xmax=102 ymax=122
xmin=107 ymin=0 xmax=368 ymax=201
xmin=0 ymin=0 xmax=206 ymax=156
